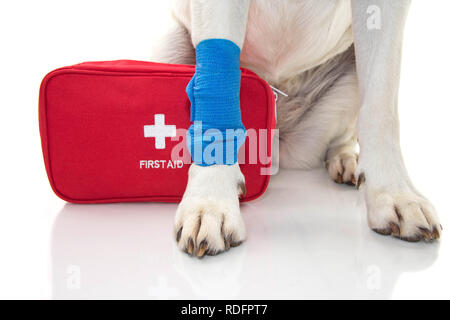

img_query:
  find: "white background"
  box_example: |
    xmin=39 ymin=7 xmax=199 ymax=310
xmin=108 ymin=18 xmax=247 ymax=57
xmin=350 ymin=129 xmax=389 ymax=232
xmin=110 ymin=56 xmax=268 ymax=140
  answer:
xmin=0 ymin=0 xmax=449 ymax=299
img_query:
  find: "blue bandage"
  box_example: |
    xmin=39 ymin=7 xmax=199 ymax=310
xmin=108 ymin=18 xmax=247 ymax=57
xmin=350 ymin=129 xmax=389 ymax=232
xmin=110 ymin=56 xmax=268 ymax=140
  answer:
xmin=186 ymin=39 xmax=246 ymax=166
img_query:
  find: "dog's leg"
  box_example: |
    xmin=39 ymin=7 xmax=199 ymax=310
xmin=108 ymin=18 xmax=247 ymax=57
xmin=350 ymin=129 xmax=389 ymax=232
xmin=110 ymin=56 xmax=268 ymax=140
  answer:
xmin=279 ymin=49 xmax=360 ymax=181
xmin=172 ymin=0 xmax=250 ymax=257
xmin=351 ymin=0 xmax=441 ymax=241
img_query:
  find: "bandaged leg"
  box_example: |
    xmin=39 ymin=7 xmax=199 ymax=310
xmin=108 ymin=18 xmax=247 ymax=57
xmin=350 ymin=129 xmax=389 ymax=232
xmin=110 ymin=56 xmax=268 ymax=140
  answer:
xmin=186 ymin=39 xmax=246 ymax=165
xmin=175 ymin=0 xmax=250 ymax=257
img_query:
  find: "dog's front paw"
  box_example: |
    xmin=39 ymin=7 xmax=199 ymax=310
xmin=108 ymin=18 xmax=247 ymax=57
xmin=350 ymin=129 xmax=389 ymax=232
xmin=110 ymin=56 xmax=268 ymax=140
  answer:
xmin=365 ymin=188 xmax=442 ymax=242
xmin=174 ymin=164 xmax=246 ymax=258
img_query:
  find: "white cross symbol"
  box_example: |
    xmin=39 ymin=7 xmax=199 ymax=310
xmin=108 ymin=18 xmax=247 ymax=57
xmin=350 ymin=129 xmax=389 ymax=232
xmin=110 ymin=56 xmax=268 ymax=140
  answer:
xmin=144 ymin=114 xmax=176 ymax=149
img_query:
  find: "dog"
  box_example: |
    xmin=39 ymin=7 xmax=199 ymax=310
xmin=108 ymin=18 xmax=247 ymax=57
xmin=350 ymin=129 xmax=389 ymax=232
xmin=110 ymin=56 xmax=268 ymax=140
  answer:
xmin=151 ymin=0 xmax=442 ymax=257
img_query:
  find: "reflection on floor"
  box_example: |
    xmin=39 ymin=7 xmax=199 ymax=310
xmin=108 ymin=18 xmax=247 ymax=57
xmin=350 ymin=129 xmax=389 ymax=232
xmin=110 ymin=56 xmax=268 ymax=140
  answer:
xmin=52 ymin=169 xmax=439 ymax=299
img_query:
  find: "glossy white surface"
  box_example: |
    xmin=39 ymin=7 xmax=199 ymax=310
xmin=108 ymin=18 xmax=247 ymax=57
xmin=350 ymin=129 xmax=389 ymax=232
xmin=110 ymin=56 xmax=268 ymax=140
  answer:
xmin=0 ymin=0 xmax=449 ymax=299
xmin=50 ymin=170 xmax=446 ymax=300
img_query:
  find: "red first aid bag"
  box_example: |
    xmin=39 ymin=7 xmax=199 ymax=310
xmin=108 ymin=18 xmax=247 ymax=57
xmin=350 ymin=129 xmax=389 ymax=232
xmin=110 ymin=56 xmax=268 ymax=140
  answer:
xmin=39 ymin=60 xmax=276 ymax=203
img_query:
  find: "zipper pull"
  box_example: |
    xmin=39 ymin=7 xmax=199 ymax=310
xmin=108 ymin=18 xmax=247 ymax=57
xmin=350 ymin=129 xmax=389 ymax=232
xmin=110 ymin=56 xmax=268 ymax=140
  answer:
xmin=269 ymin=85 xmax=288 ymax=122
xmin=269 ymin=85 xmax=288 ymax=101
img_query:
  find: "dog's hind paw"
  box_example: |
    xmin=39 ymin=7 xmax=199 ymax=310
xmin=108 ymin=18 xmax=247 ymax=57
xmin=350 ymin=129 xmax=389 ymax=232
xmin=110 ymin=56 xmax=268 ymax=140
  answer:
xmin=326 ymin=152 xmax=358 ymax=186
xmin=174 ymin=164 xmax=246 ymax=258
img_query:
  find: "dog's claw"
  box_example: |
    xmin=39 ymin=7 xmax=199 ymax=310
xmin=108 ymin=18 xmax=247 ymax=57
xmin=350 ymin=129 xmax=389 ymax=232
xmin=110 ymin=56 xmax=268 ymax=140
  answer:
xmin=176 ymin=228 xmax=182 ymax=242
xmin=373 ymin=222 xmax=400 ymax=237
xmin=187 ymin=238 xmax=195 ymax=255
xmin=419 ymin=227 xmax=434 ymax=241
xmin=432 ymin=227 xmax=441 ymax=240
xmin=390 ymin=222 xmax=400 ymax=237
xmin=224 ymin=236 xmax=231 ymax=251
xmin=356 ymin=172 xmax=365 ymax=190
xmin=336 ymin=172 xmax=343 ymax=184
xmin=230 ymin=240 xmax=242 ymax=248
xmin=197 ymin=240 xmax=208 ymax=258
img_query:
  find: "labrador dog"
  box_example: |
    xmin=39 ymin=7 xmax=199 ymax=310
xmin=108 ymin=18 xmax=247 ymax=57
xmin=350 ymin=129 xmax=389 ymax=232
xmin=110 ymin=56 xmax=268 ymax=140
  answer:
xmin=152 ymin=0 xmax=442 ymax=257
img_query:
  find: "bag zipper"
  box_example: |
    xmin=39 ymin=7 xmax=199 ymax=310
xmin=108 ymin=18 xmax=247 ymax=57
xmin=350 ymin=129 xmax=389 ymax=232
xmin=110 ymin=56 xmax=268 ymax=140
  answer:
xmin=269 ymin=85 xmax=288 ymax=121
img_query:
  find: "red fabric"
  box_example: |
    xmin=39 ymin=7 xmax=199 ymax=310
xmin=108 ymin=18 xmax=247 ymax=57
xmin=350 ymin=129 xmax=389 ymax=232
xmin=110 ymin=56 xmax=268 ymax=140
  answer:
xmin=39 ymin=60 xmax=276 ymax=204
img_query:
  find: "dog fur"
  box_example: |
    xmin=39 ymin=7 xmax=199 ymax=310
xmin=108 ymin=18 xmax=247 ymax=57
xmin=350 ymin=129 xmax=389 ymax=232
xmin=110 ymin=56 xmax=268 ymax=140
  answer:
xmin=151 ymin=0 xmax=442 ymax=257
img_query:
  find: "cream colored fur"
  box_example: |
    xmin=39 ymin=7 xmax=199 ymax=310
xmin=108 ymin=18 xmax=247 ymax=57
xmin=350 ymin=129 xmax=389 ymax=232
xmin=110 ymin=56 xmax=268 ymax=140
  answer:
xmin=151 ymin=0 xmax=442 ymax=257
